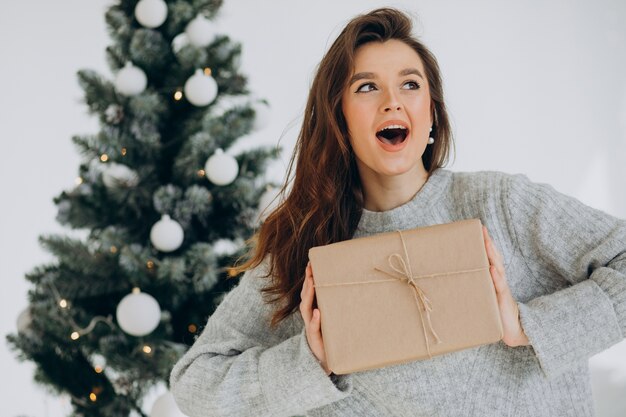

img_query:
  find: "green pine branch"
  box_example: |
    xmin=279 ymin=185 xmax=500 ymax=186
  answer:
xmin=77 ymin=70 xmax=119 ymax=115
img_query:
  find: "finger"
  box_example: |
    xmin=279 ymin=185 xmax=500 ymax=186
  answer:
xmin=310 ymin=270 xmax=320 ymax=311
xmin=483 ymin=226 xmax=505 ymax=274
xmin=302 ymin=262 xmax=315 ymax=293
xmin=490 ymin=265 xmax=503 ymax=293
xmin=483 ymin=226 xmax=496 ymax=264
xmin=301 ymin=263 xmax=311 ymax=296
xmin=309 ymin=308 xmax=324 ymax=343
xmin=307 ymin=262 xmax=313 ymax=280
xmin=299 ymin=270 xmax=314 ymax=324
xmin=300 ymin=274 xmax=306 ymax=298
xmin=312 ymin=308 xmax=320 ymax=330
xmin=490 ymin=265 xmax=512 ymax=298
xmin=483 ymin=226 xmax=504 ymax=264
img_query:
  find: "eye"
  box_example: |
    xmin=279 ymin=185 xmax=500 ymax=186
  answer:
xmin=355 ymin=82 xmax=376 ymax=93
xmin=403 ymin=81 xmax=421 ymax=90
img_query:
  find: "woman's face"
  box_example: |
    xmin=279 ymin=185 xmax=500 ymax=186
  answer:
xmin=342 ymin=39 xmax=432 ymax=180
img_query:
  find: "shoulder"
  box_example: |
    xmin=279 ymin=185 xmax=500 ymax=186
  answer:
xmin=453 ymin=170 xmax=588 ymax=222
xmin=442 ymin=169 xmax=561 ymax=217
xmin=446 ymin=169 xmax=553 ymax=197
xmin=446 ymin=169 xmax=513 ymax=198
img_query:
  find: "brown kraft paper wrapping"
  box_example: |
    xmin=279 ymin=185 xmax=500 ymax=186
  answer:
xmin=308 ymin=218 xmax=503 ymax=375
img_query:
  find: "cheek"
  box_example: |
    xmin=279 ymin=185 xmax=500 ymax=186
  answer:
xmin=342 ymin=110 xmax=361 ymax=143
xmin=408 ymin=92 xmax=430 ymax=110
xmin=344 ymin=101 xmax=372 ymax=134
xmin=343 ymin=100 xmax=358 ymax=124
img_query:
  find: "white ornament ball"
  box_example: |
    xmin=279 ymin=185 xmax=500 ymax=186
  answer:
xmin=115 ymin=62 xmax=147 ymax=96
xmin=150 ymin=391 xmax=187 ymax=417
xmin=90 ymin=354 xmax=106 ymax=370
xmin=102 ymin=162 xmax=139 ymax=188
xmin=150 ymin=214 xmax=184 ymax=252
xmin=184 ymin=69 xmax=218 ymax=106
xmin=212 ymin=238 xmax=240 ymax=256
xmin=171 ymin=33 xmax=189 ymax=54
xmin=204 ymin=149 xmax=238 ymax=186
xmin=116 ymin=290 xmax=161 ymax=337
xmin=185 ymin=14 xmax=215 ymax=47
xmin=135 ymin=0 xmax=168 ymax=28
xmin=17 ymin=307 xmax=33 ymax=334
xmin=257 ymin=186 xmax=281 ymax=222
xmin=251 ymin=101 xmax=271 ymax=131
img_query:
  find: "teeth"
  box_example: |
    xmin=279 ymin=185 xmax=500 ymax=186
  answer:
xmin=379 ymin=125 xmax=407 ymax=131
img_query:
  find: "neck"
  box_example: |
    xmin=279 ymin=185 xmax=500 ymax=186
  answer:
xmin=359 ymin=165 xmax=430 ymax=212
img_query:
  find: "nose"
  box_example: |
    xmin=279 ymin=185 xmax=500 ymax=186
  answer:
xmin=384 ymin=104 xmax=402 ymax=112
xmin=381 ymin=90 xmax=402 ymax=113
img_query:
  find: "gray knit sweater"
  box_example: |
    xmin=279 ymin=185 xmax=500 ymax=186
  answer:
xmin=169 ymin=168 xmax=626 ymax=417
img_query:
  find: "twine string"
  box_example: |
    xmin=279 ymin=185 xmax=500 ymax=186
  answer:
xmin=373 ymin=230 xmax=442 ymax=358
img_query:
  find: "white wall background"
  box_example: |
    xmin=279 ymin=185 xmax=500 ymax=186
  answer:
xmin=1 ymin=0 xmax=625 ymax=416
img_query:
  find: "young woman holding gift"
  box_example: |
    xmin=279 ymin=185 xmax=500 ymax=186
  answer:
xmin=170 ymin=8 xmax=626 ymax=417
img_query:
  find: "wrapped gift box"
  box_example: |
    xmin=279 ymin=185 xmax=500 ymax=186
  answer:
xmin=308 ymin=218 xmax=503 ymax=374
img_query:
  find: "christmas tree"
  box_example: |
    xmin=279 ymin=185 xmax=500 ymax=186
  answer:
xmin=7 ymin=0 xmax=281 ymax=415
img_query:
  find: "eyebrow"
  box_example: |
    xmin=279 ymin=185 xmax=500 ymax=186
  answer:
xmin=348 ymin=68 xmax=424 ymax=86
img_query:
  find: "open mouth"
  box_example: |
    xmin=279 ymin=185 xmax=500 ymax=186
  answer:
xmin=376 ymin=125 xmax=409 ymax=146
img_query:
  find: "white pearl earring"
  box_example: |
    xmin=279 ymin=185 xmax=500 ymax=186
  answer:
xmin=428 ymin=126 xmax=434 ymax=144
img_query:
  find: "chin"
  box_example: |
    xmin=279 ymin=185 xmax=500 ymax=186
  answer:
xmin=376 ymin=163 xmax=416 ymax=177
xmin=357 ymin=153 xmax=420 ymax=178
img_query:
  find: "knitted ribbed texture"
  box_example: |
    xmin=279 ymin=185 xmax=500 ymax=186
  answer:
xmin=170 ymin=168 xmax=626 ymax=417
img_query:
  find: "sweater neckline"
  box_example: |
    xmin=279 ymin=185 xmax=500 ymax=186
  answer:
xmin=356 ymin=168 xmax=451 ymax=234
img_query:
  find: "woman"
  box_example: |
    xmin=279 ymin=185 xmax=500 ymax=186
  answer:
xmin=170 ymin=8 xmax=626 ymax=417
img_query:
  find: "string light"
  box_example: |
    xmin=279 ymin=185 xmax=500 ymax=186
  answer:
xmin=89 ymin=386 xmax=102 ymax=402
xmin=203 ymin=67 xmax=212 ymax=76
xmin=121 ymin=147 xmax=127 ymax=156
xmin=69 ymin=318 xmax=115 ymax=341
xmin=197 ymin=169 xmax=205 ymax=177
xmin=174 ymin=90 xmax=183 ymax=101
xmin=94 ymin=365 xmax=103 ymax=374
xmin=75 ymin=177 xmax=83 ymax=185
xmin=146 ymin=260 xmax=154 ymax=269
xmin=188 ymin=324 xmax=197 ymax=333
xmin=110 ymin=246 xmax=118 ymax=254
xmin=142 ymin=345 xmax=152 ymax=354
xmin=48 ymin=282 xmax=116 ymax=340
xmin=228 ymin=268 xmax=238 ymax=277
xmin=68 ymin=316 xmax=114 ymax=340
xmin=100 ymin=154 xmax=109 ymax=162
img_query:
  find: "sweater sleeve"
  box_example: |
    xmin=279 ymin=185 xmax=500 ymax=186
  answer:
xmin=504 ymin=173 xmax=626 ymax=380
xmin=169 ymin=258 xmax=353 ymax=417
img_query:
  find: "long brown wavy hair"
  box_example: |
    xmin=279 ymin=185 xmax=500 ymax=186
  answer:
xmin=229 ymin=7 xmax=454 ymax=328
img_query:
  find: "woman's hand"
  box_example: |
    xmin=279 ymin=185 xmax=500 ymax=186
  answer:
xmin=299 ymin=261 xmax=332 ymax=375
xmin=483 ymin=225 xmax=530 ymax=347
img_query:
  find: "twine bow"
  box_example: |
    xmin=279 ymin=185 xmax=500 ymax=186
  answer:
xmin=373 ymin=230 xmax=442 ymax=358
